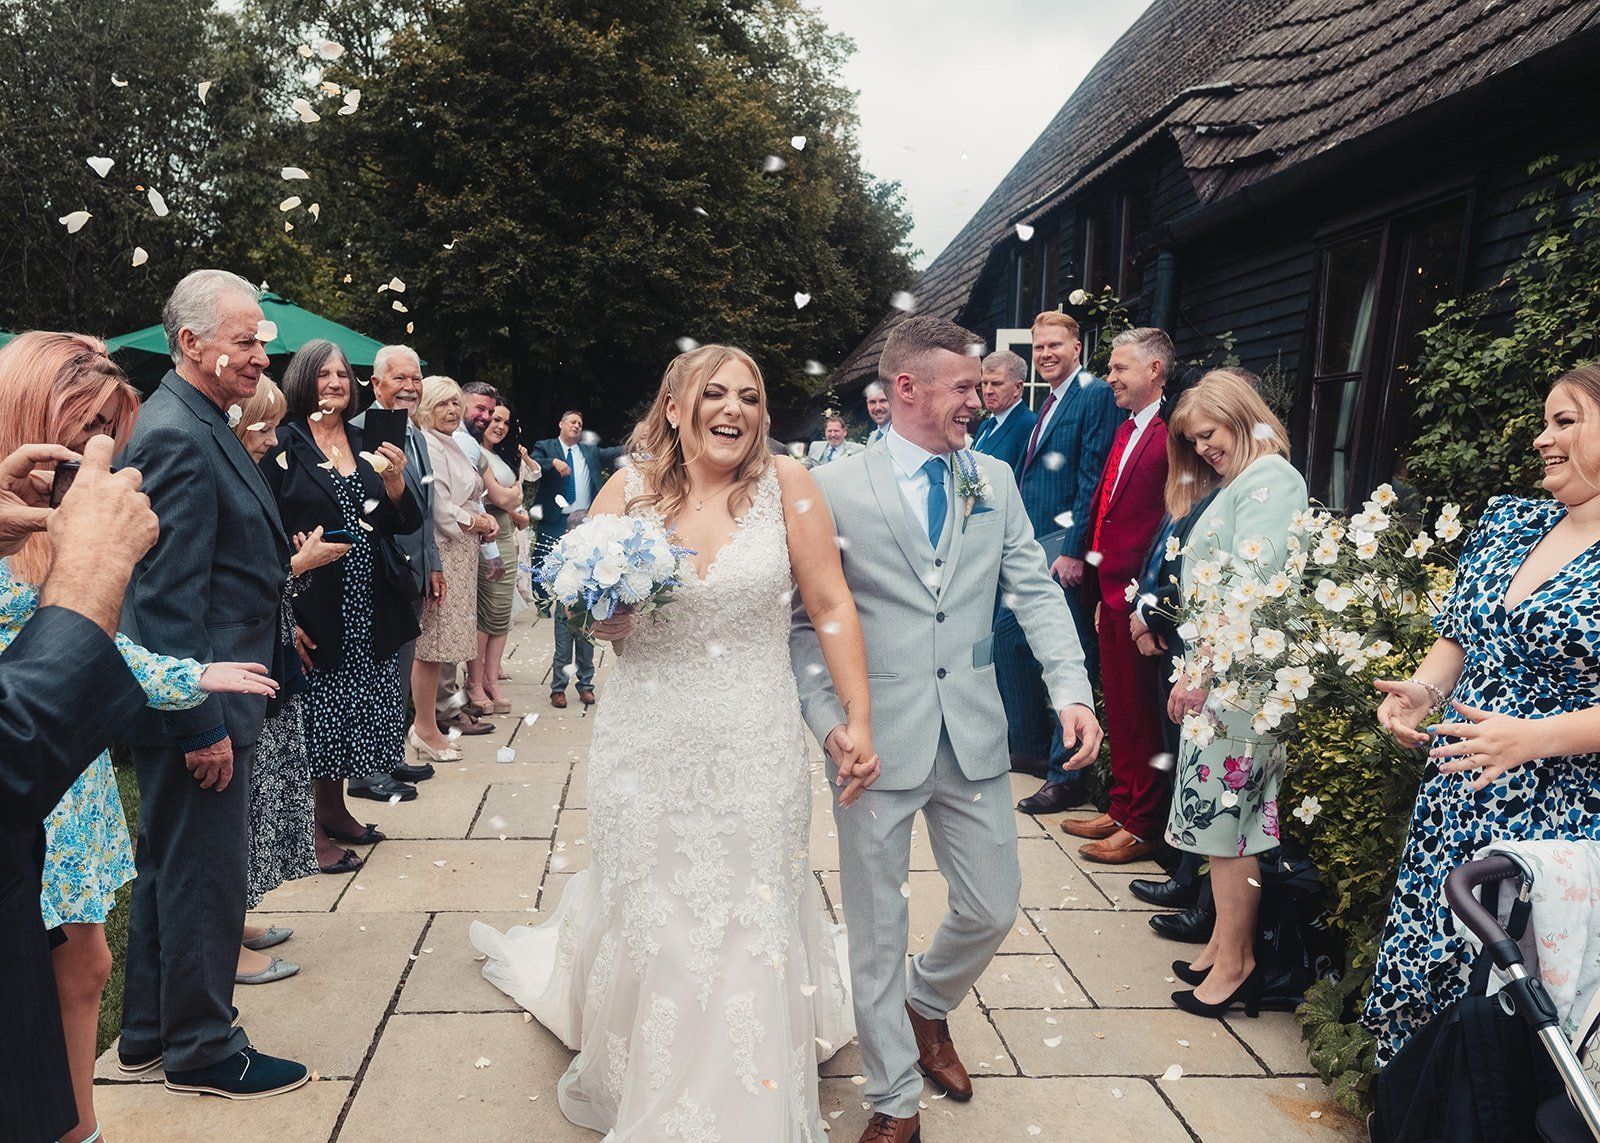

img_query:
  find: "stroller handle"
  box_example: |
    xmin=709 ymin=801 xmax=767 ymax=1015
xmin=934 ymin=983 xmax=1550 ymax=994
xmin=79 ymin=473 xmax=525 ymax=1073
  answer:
xmin=1444 ymin=854 xmax=1524 ymax=951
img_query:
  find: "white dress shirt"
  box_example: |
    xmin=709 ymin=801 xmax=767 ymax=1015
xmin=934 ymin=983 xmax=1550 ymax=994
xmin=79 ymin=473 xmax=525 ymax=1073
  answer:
xmin=564 ymin=442 xmax=593 ymax=513
xmin=1112 ymin=399 xmax=1163 ymax=496
xmin=884 ymin=426 xmax=950 ymax=540
xmin=452 ymin=426 xmax=500 ymax=557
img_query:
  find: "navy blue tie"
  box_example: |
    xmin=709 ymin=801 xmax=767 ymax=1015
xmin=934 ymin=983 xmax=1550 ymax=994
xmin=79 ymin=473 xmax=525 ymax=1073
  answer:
xmin=562 ymin=446 xmax=577 ymax=503
xmin=923 ymin=457 xmax=948 ymax=549
xmin=973 ymin=418 xmax=996 ymax=449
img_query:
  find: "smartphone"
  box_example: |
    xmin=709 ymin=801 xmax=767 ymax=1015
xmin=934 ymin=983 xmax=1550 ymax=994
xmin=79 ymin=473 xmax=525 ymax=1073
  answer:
xmin=49 ymin=461 xmax=81 ymax=508
xmin=362 ymin=408 xmax=409 ymax=453
xmin=322 ymin=528 xmax=359 ymax=545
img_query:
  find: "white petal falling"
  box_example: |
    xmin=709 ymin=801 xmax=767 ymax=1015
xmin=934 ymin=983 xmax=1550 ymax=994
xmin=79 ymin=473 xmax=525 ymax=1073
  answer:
xmin=131 ymin=246 xmax=149 ymax=267
xmin=793 ymin=291 xmax=811 ymax=309
xmin=692 ymin=206 xmax=709 ymax=217
xmin=762 ymin=154 xmax=787 ymax=173
xmin=308 ymin=203 xmax=320 ymax=221
xmin=86 ymin=156 xmax=115 ymax=178
xmin=405 ymin=321 xmax=414 ymax=334
xmin=675 ymin=336 xmax=700 ymax=353
xmin=246 ymin=422 xmax=267 ymax=432
xmin=281 ymin=166 xmax=309 ymax=180
xmin=291 ymin=98 xmax=321 ymax=124
xmin=339 ymin=89 xmax=361 ymax=115
xmin=391 ymin=300 xmax=408 ymax=313
xmin=297 ymin=44 xmax=314 ymax=59
xmin=804 ymin=359 xmax=826 ymax=375
xmin=279 ymin=196 xmax=302 ymax=212
xmin=147 ymin=188 xmax=169 ymax=217
xmin=387 ymin=276 xmax=406 ymax=292
xmin=256 ymin=319 xmax=278 ymax=343
xmin=197 ymin=80 xmax=212 ymax=104
xmin=111 ymin=75 xmax=129 ymax=87
xmin=59 ymin=210 xmax=91 ymax=233
xmin=1015 ymin=223 xmax=1035 ymax=241
xmin=318 ymin=80 xmax=342 ymax=96
xmin=890 ymin=290 xmax=917 ymax=313
xmin=318 ymin=40 xmax=345 ymax=60
xmin=790 ymin=134 xmax=807 ymax=150
xmin=284 ymin=221 xmax=293 ymax=232
xmin=442 ymin=240 xmax=455 ymax=250
xmin=226 ymin=404 xmax=243 ymax=428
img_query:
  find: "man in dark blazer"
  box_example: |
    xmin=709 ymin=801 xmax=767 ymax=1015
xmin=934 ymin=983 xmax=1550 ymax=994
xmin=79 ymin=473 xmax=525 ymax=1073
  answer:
xmin=0 ymin=437 xmax=152 ymax=1143
xmin=349 ymin=343 xmax=439 ymax=797
xmin=1056 ymin=329 xmax=1173 ymax=864
xmin=116 ymin=270 xmax=308 ymax=1099
xmin=972 ymin=349 xmax=1037 ymax=477
xmin=994 ymin=311 xmax=1118 ymax=771
xmin=531 ymin=410 xmax=625 ymax=707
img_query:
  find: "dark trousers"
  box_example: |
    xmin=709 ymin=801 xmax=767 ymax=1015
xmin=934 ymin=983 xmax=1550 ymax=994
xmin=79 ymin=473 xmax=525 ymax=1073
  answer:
xmin=120 ymin=742 xmax=253 ymax=1071
xmin=996 ymin=582 xmax=1098 ymax=765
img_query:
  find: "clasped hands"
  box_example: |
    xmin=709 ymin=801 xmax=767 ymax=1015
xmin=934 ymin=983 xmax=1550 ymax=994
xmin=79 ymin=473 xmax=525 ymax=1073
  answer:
xmin=1376 ymin=678 xmax=1540 ymax=792
xmin=823 ymin=725 xmax=884 ymax=807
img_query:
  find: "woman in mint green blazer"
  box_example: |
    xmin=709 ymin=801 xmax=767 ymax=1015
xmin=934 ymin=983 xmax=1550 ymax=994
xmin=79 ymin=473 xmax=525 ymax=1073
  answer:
xmin=1161 ymin=371 xmax=1307 ymax=1020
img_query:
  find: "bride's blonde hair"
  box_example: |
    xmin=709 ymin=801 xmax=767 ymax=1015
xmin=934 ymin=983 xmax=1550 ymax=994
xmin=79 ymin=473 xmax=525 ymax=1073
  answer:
xmin=627 ymin=344 xmax=771 ymax=521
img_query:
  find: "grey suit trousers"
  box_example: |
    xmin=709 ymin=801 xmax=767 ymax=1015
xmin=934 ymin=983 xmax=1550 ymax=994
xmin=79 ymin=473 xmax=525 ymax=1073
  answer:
xmin=832 ymin=727 xmax=1021 ymax=1118
xmin=120 ymin=742 xmax=254 ymax=1071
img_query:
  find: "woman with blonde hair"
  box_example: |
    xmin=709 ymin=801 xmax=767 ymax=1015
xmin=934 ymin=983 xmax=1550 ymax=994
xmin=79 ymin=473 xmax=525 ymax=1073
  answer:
xmin=408 ymin=375 xmax=497 ymax=761
xmin=0 ymin=332 xmax=277 ymax=1143
xmin=1161 ymin=369 xmax=1307 ymax=1019
xmin=472 ymin=344 xmax=879 ymax=1140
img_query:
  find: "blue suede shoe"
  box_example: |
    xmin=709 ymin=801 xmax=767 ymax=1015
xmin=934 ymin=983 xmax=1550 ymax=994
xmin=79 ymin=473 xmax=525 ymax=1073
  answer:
xmin=164 ymin=1047 xmax=309 ymax=1099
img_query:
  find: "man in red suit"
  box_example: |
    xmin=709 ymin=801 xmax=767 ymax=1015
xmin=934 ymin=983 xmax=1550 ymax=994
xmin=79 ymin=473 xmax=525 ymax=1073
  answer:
xmin=1061 ymin=328 xmax=1174 ymax=864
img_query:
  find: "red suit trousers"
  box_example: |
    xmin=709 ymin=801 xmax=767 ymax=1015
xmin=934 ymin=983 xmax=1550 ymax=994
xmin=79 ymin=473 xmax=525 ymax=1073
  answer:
xmin=1097 ymin=603 xmax=1170 ymax=840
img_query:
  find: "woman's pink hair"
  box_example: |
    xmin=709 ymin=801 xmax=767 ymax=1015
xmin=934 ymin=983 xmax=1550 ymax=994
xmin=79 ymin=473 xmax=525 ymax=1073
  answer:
xmin=0 ymin=331 xmax=140 ymax=584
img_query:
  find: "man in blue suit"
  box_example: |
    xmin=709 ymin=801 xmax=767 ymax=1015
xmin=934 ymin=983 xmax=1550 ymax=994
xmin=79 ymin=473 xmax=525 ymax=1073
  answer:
xmin=972 ymin=350 xmax=1036 ymax=477
xmin=531 ymin=411 xmax=625 ymax=707
xmin=995 ymin=311 xmax=1118 ymax=782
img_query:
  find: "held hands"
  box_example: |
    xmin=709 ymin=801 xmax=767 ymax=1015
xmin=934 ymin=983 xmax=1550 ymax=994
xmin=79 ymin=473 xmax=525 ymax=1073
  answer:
xmin=1428 ymin=700 xmax=1541 ymax=792
xmin=376 ymin=442 xmax=408 ymax=500
xmin=1166 ymin=682 xmax=1207 ymax=725
xmin=591 ymin=604 xmax=638 ymax=645
xmin=1129 ymin=612 xmax=1167 ymax=657
xmin=1051 ymin=555 xmax=1085 ymax=587
xmin=186 ymin=734 xmax=235 ymax=791
xmin=824 ymin=724 xmax=883 ymax=807
xmin=291 ymin=526 xmax=352 ymax=574
xmin=1057 ymin=704 xmax=1103 ymax=770
xmin=471 ymin=513 xmax=500 ymax=540
xmin=199 ymin=661 xmax=279 ymax=698
xmin=1375 ymin=679 xmax=1437 ymax=748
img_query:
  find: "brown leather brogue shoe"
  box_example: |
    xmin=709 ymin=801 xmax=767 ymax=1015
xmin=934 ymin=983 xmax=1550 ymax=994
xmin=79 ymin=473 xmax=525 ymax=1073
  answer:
xmin=1059 ymin=812 xmax=1117 ymax=840
xmin=1078 ymin=836 xmax=1158 ymax=865
xmin=859 ymin=1111 xmax=921 ymax=1142
xmin=550 ymin=691 xmax=568 ymax=709
xmin=905 ymin=1002 xmax=972 ymax=1100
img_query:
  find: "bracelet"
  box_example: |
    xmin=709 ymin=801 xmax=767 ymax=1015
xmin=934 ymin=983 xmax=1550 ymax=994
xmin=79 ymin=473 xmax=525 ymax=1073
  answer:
xmin=1411 ymin=677 xmax=1449 ymax=710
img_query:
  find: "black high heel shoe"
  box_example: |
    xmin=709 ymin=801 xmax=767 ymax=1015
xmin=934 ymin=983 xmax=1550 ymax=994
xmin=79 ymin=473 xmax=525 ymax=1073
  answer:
xmin=1172 ymin=959 xmax=1209 ymax=987
xmin=1171 ymin=964 xmax=1264 ymax=1019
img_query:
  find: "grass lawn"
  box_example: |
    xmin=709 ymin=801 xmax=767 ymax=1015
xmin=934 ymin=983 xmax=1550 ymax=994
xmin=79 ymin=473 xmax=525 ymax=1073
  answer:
xmin=99 ymin=756 xmax=139 ymax=1056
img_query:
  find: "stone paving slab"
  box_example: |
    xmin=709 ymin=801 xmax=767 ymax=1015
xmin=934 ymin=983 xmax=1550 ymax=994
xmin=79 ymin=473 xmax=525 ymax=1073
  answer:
xmin=92 ymin=1078 xmax=351 ymax=1140
xmin=989 ymin=1008 xmax=1264 ymax=1077
xmin=399 ymin=911 xmax=546 ymax=1014
xmin=470 ymin=773 xmax=569 ymax=838
xmin=341 ymin=838 xmax=552 ymax=913
xmin=1162 ymin=1076 xmax=1364 ymax=1141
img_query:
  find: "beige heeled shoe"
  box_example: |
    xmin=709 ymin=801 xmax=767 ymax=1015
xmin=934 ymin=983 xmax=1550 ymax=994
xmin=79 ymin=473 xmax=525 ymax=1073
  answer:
xmin=408 ymin=727 xmax=462 ymax=763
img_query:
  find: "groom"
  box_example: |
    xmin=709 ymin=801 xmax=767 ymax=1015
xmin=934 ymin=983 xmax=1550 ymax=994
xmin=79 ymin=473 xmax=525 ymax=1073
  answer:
xmin=791 ymin=315 xmax=1101 ymax=1142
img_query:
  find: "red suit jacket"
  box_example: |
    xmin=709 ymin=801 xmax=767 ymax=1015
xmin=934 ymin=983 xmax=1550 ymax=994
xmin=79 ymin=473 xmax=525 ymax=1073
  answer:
xmin=1084 ymin=414 xmax=1168 ymax=614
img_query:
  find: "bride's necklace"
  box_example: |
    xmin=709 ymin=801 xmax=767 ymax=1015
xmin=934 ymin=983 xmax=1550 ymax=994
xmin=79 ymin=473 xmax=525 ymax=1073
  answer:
xmin=688 ymin=476 xmax=735 ymax=511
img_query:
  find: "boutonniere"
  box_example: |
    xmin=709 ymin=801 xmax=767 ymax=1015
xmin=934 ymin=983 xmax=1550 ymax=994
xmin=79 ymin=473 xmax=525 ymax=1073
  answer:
xmin=953 ymin=449 xmax=992 ymax=526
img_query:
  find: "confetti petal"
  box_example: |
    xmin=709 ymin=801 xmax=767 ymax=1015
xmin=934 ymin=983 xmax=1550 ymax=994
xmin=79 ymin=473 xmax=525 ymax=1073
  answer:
xmin=257 ymin=319 xmax=278 ymax=342
xmin=59 ymin=210 xmax=91 ymax=233
xmin=1161 ymin=1063 xmax=1184 ymax=1081
xmin=793 ymin=291 xmax=811 ymax=309
xmin=388 ymin=276 xmax=406 ymax=292
xmin=675 ymin=337 xmax=700 ymax=353
xmin=1016 ymin=223 xmax=1035 ymax=241
xmin=339 ymin=89 xmax=361 ymax=115
xmin=790 ymin=134 xmax=807 ymax=150
xmin=131 ymin=246 xmax=149 ymax=267
xmin=280 ymin=196 xmax=302 ymax=212
xmin=392 ymin=300 xmax=408 ymax=313
xmin=763 ymin=154 xmax=787 ymax=173
xmin=890 ymin=290 xmax=917 ymax=313
xmin=246 ymin=421 xmax=268 ymax=432
xmin=318 ymin=39 xmax=345 ymax=60
xmin=291 ymin=97 xmax=321 ymax=123
xmin=111 ymin=75 xmax=129 ymax=87
xmin=147 ymin=188 xmax=169 ymax=217
xmin=197 ymin=80 xmax=212 ymax=103
xmin=226 ymin=405 xmax=243 ymax=428
xmin=281 ymin=166 xmax=309 ymax=180
xmin=308 ymin=202 xmax=320 ymax=220
xmin=86 ymin=156 xmax=114 ymax=178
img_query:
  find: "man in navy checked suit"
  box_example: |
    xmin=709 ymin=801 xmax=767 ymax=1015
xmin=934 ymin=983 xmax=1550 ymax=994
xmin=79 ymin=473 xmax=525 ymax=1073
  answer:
xmin=995 ymin=311 xmax=1118 ymax=776
xmin=972 ymin=349 xmax=1037 ymax=478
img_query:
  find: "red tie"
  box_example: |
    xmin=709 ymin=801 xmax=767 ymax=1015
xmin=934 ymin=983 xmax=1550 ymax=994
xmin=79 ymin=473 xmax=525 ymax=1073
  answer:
xmin=1090 ymin=418 xmax=1136 ymax=553
xmin=1022 ymin=389 xmax=1058 ymax=473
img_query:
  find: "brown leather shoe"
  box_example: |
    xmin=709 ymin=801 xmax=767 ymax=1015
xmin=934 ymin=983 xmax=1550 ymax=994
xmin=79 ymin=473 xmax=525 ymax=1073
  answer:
xmin=905 ymin=1002 xmax=972 ymax=1100
xmin=1078 ymin=836 xmax=1159 ymax=865
xmin=1059 ymin=812 xmax=1117 ymax=840
xmin=550 ymin=691 xmax=568 ymax=709
xmin=437 ymin=711 xmax=494 ymax=735
xmin=578 ymin=688 xmax=596 ymax=706
xmin=859 ymin=1111 xmax=921 ymax=1142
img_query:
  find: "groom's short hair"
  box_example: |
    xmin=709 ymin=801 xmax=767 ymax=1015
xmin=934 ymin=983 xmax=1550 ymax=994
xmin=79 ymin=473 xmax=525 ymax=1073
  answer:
xmin=878 ymin=316 xmax=985 ymax=388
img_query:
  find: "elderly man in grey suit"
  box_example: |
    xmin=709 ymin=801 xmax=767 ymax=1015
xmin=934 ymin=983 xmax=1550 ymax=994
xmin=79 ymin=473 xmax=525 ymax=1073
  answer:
xmin=791 ymin=316 xmax=1101 ymax=1143
xmin=117 ymin=270 xmax=309 ymax=1099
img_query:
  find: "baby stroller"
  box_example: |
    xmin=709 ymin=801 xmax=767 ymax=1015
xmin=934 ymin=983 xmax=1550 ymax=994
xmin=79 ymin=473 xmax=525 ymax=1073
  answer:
xmin=1443 ymin=854 xmax=1600 ymax=1142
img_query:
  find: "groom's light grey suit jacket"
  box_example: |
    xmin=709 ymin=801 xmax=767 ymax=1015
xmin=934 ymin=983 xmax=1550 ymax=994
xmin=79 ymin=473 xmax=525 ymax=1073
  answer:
xmin=789 ymin=446 xmax=1092 ymax=789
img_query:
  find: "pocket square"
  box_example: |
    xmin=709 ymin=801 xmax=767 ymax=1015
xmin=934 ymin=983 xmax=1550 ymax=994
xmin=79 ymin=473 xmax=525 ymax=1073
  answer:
xmin=970 ymin=502 xmax=996 ymax=516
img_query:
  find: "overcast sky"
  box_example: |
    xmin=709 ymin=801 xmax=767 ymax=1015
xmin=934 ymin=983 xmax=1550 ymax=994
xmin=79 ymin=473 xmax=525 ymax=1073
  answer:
xmin=809 ymin=0 xmax=1155 ymax=268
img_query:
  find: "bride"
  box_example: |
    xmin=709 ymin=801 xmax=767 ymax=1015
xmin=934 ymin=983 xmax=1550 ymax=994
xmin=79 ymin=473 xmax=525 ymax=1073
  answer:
xmin=470 ymin=344 xmax=880 ymax=1140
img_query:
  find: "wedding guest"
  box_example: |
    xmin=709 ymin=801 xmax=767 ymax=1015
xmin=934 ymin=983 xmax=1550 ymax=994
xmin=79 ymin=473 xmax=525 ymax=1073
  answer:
xmin=468 ymin=400 xmax=532 ymax=715
xmin=0 ymin=335 xmax=278 ymax=1140
xmin=531 ymin=411 xmax=623 ymax=708
xmin=409 ymin=376 xmax=496 ymax=758
xmin=804 ymin=414 xmax=863 ymax=467
xmin=117 ymin=268 xmax=308 ymax=1098
xmin=864 ymin=380 xmax=892 ymax=446
xmin=0 ymin=435 xmax=157 ymax=1143
xmin=1057 ymin=329 xmax=1172 ymax=862
xmin=995 ymin=311 xmax=1118 ymax=772
xmin=263 ymin=340 xmax=422 ymax=873
xmin=348 ymin=344 xmax=441 ymax=802
xmin=230 ymin=377 xmax=334 ymax=981
xmin=1161 ymin=370 xmax=1305 ymax=1019
xmin=973 ymin=349 xmax=1036 ymax=476
xmin=1365 ymin=363 xmax=1600 ymax=1065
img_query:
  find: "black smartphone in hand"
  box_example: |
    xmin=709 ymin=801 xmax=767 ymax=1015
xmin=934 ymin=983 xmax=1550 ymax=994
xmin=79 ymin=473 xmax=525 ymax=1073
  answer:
xmin=49 ymin=461 xmax=81 ymax=508
xmin=322 ymin=528 xmax=359 ymax=545
xmin=362 ymin=408 xmax=409 ymax=453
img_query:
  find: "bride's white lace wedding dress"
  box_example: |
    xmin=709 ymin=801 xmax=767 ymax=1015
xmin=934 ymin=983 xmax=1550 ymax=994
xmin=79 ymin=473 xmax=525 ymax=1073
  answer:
xmin=470 ymin=465 xmax=853 ymax=1140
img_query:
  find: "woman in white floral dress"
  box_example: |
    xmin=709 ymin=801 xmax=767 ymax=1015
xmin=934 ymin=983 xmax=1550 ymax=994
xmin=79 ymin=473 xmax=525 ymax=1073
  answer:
xmin=0 ymin=332 xmax=278 ymax=1143
xmin=472 ymin=345 xmax=879 ymax=1141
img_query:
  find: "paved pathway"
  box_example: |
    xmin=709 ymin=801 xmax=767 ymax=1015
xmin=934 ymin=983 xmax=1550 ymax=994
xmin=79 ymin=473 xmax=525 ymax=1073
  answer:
xmin=94 ymin=611 xmax=1363 ymax=1142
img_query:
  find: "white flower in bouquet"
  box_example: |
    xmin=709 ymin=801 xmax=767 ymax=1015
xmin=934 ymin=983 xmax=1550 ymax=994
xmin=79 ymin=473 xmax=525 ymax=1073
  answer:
xmin=1165 ymin=534 xmax=1182 ymax=560
xmin=1193 ymin=560 xmax=1223 ymax=588
xmin=1370 ymin=484 xmax=1399 ymax=508
xmin=1287 ymin=552 xmax=1310 ymax=577
xmin=1236 ymin=537 xmax=1266 ymax=563
xmin=1352 ymin=533 xmax=1380 ymax=561
xmin=1313 ymin=579 xmax=1355 ymax=612
xmin=1252 ymin=627 xmax=1287 ymax=659
xmin=1289 ymin=509 xmax=1318 ymax=534
xmin=1212 ymin=679 xmax=1241 ymax=708
xmin=1311 ymin=538 xmax=1340 ymax=565
xmin=1405 ymin=534 xmax=1434 ymax=559
xmin=1273 ymin=665 xmax=1313 ymax=701
xmin=1181 ymin=712 xmax=1216 ymax=747
xmin=1366 ymin=639 xmax=1394 ymax=659
xmin=536 ymin=513 xmax=693 ymax=632
xmin=1351 ymin=505 xmax=1390 ymax=533
xmin=1435 ymin=513 xmax=1463 ymax=542
xmin=1221 ymin=624 xmax=1252 ymax=655
xmin=1264 ymin=572 xmax=1294 ymax=597
xmin=1211 ymin=645 xmax=1235 ymax=672
xmin=1291 ymin=795 xmax=1323 ymax=825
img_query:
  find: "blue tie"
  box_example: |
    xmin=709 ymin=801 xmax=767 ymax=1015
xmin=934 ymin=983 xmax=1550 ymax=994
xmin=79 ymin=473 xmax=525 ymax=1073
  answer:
xmin=923 ymin=457 xmax=948 ymax=549
xmin=562 ymin=446 xmax=577 ymax=503
xmin=973 ymin=418 xmax=995 ymax=449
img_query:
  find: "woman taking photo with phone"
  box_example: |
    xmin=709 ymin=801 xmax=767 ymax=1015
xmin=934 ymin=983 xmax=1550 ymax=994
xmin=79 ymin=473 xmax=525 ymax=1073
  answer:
xmin=261 ymin=340 xmax=423 ymax=874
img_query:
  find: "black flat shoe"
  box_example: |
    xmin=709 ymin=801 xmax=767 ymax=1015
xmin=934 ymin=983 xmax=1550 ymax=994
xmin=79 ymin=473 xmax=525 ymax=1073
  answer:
xmin=319 ymin=848 xmax=362 ymax=875
xmin=349 ymin=778 xmax=417 ymax=803
xmin=1149 ymin=899 xmax=1215 ymax=944
xmin=323 ymin=822 xmax=386 ymax=845
xmin=391 ymin=761 xmax=435 ymax=783
xmin=1131 ymin=876 xmax=1200 ymax=909
xmin=1015 ymin=781 xmax=1085 ymax=815
xmin=1172 ymin=966 xmax=1264 ymax=1019
xmin=1172 ymin=959 xmax=1209 ymax=986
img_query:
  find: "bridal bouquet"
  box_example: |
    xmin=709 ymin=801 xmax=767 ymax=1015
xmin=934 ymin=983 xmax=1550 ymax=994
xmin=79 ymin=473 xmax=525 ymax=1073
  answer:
xmin=1151 ymin=485 xmax=1462 ymax=753
xmin=535 ymin=514 xmax=694 ymax=635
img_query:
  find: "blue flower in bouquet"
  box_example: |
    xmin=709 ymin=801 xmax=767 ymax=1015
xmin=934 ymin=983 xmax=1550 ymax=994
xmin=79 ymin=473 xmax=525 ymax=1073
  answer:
xmin=536 ymin=514 xmax=693 ymax=632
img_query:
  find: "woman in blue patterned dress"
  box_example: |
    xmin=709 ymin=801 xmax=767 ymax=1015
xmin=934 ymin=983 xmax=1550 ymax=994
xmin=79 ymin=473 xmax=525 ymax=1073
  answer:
xmin=1367 ymin=363 xmax=1600 ymax=1066
xmin=0 ymin=332 xmax=279 ymax=1143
